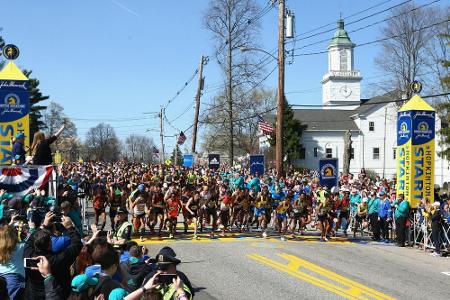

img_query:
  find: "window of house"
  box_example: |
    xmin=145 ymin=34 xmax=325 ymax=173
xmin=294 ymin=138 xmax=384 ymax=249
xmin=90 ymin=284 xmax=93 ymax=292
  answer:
xmin=373 ymin=147 xmax=380 ymax=160
xmin=299 ymin=147 xmax=306 ymax=159
xmin=350 ymin=147 xmax=354 ymax=160
xmin=326 ymin=148 xmax=332 ymax=158
xmin=314 ymin=147 xmax=318 ymax=158
xmin=369 ymin=121 xmax=375 ymax=132
xmin=393 ymin=148 xmax=397 ymax=159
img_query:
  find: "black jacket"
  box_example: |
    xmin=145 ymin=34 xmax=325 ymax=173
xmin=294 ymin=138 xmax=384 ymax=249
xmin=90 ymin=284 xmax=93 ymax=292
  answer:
xmin=120 ymin=260 xmax=154 ymax=292
xmin=23 ymin=228 xmax=82 ymax=300
xmin=32 ymin=136 xmax=57 ymax=165
xmin=44 ymin=276 xmax=64 ymax=300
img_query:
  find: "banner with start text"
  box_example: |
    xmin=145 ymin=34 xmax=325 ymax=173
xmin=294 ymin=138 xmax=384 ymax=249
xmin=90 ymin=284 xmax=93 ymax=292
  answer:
xmin=397 ymin=95 xmax=435 ymax=208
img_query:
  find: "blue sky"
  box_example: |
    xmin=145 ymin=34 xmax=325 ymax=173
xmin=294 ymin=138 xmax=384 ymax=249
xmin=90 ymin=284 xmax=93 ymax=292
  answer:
xmin=0 ymin=0 xmax=443 ymax=153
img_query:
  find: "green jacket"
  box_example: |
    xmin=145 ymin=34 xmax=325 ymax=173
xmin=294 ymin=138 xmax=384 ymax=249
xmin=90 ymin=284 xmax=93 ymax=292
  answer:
xmin=395 ymin=200 xmax=410 ymax=219
xmin=162 ymin=283 xmax=192 ymax=300
xmin=368 ymin=197 xmax=380 ymax=214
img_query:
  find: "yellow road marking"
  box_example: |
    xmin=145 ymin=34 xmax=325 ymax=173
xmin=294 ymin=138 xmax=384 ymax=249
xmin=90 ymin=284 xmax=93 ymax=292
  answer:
xmin=247 ymin=253 xmax=395 ymax=300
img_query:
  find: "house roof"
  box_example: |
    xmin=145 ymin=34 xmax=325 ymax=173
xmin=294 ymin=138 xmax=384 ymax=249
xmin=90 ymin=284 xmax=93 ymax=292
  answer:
xmin=293 ymin=109 xmax=359 ymax=131
xmin=356 ymin=90 xmax=399 ymax=115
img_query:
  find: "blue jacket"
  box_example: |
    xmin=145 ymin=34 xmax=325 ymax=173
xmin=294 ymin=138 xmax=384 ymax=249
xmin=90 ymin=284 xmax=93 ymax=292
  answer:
xmin=378 ymin=199 xmax=391 ymax=219
xmin=12 ymin=140 xmax=26 ymax=163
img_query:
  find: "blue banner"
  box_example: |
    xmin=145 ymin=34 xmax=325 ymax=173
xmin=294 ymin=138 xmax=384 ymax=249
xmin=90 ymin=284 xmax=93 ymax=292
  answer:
xmin=319 ymin=158 xmax=338 ymax=189
xmin=183 ymin=154 xmax=193 ymax=168
xmin=249 ymin=155 xmax=264 ymax=175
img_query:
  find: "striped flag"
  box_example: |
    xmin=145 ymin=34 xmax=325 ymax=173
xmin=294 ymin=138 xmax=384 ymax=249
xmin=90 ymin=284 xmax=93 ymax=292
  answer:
xmin=0 ymin=165 xmax=54 ymax=196
xmin=177 ymin=131 xmax=187 ymax=145
xmin=258 ymin=115 xmax=274 ymax=135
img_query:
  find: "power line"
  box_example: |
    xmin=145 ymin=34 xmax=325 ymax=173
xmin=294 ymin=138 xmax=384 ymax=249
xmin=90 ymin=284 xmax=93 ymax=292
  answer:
xmin=293 ymin=18 xmax=450 ymax=57
xmin=287 ymin=0 xmax=413 ymax=45
xmin=163 ymin=69 xmax=198 ymax=109
xmin=290 ymin=0 xmax=441 ymax=53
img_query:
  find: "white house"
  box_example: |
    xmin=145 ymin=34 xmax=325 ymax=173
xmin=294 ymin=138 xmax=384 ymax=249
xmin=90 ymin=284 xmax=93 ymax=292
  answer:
xmin=267 ymin=19 xmax=450 ymax=186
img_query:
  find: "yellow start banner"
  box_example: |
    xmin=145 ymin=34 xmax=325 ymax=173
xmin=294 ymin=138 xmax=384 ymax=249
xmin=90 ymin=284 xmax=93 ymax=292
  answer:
xmin=397 ymin=95 xmax=435 ymax=208
xmin=0 ymin=62 xmax=30 ymax=164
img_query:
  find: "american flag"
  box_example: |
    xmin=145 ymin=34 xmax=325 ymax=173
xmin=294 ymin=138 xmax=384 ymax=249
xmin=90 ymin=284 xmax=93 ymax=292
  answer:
xmin=177 ymin=131 xmax=187 ymax=145
xmin=258 ymin=115 xmax=274 ymax=135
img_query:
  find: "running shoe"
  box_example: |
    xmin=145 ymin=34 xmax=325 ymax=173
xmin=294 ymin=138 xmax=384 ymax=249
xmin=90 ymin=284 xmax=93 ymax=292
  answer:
xmin=280 ymin=236 xmax=286 ymax=241
xmin=262 ymin=231 xmax=268 ymax=238
xmin=431 ymin=252 xmax=441 ymax=257
xmin=169 ymin=234 xmax=174 ymax=239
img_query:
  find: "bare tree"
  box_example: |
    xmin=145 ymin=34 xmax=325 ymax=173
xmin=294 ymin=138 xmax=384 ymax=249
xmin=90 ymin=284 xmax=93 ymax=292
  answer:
xmin=125 ymin=134 xmax=156 ymax=163
xmin=85 ymin=123 xmax=121 ymax=161
xmin=375 ymin=2 xmax=438 ymax=102
xmin=202 ymin=87 xmax=275 ymax=156
xmin=203 ymin=0 xmax=263 ymax=163
xmin=43 ymin=101 xmax=77 ymax=138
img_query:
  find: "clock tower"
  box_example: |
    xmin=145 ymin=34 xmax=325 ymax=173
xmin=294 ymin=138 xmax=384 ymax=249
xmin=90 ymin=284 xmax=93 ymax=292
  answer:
xmin=322 ymin=19 xmax=362 ymax=109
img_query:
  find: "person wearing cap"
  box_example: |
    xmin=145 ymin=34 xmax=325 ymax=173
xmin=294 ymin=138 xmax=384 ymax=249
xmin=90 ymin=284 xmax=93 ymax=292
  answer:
xmin=353 ymin=198 xmax=368 ymax=238
xmin=378 ymin=192 xmax=391 ymax=242
xmin=368 ymin=192 xmax=381 ymax=241
xmin=12 ymin=132 xmax=26 ymax=165
xmin=68 ymin=274 xmax=99 ymax=300
xmin=109 ymin=207 xmax=132 ymax=250
xmin=394 ymin=194 xmax=409 ymax=247
xmin=142 ymin=247 xmax=194 ymax=299
xmin=430 ymin=201 xmax=443 ymax=257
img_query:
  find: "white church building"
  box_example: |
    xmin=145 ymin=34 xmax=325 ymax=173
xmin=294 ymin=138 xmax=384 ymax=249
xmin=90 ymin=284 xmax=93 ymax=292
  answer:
xmin=275 ymin=19 xmax=450 ymax=186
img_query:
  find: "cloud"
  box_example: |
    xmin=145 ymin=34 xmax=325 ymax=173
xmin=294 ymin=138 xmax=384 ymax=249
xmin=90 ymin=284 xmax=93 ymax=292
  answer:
xmin=111 ymin=0 xmax=140 ymax=17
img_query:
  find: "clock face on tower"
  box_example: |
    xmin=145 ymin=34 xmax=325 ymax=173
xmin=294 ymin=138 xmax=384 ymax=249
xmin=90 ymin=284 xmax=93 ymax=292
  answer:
xmin=340 ymin=85 xmax=352 ymax=98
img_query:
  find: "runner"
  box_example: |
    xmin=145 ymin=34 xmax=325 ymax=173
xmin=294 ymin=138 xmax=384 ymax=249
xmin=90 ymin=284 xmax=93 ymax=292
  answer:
xmin=185 ymin=190 xmax=200 ymax=239
xmin=167 ymin=191 xmax=181 ymax=239
xmin=92 ymin=186 xmax=108 ymax=231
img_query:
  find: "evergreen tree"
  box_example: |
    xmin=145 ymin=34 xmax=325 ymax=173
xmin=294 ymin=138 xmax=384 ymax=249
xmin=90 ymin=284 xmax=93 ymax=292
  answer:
xmin=437 ymin=34 xmax=450 ymax=160
xmin=0 ymin=34 xmax=5 ymax=69
xmin=269 ymin=97 xmax=306 ymax=166
xmin=171 ymin=144 xmax=183 ymax=166
xmin=24 ymin=70 xmax=49 ymax=138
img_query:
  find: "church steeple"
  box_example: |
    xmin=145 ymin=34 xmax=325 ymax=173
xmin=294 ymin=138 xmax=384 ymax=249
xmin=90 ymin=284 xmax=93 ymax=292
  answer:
xmin=328 ymin=19 xmax=354 ymax=47
xmin=321 ymin=18 xmax=362 ymax=109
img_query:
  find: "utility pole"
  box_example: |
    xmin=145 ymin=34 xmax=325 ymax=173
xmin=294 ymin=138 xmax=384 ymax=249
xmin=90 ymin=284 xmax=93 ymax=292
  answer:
xmin=159 ymin=106 xmax=165 ymax=164
xmin=227 ymin=4 xmax=234 ymax=166
xmin=192 ymin=55 xmax=205 ymax=154
xmin=276 ymin=0 xmax=286 ymax=177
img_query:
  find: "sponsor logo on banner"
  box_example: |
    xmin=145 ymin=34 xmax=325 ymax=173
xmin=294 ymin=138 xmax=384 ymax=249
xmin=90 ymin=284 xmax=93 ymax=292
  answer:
xmin=319 ymin=159 xmax=338 ymax=189
xmin=249 ymin=155 xmax=264 ymax=175
xmin=208 ymin=154 xmax=220 ymax=170
xmin=397 ymin=107 xmax=435 ymax=208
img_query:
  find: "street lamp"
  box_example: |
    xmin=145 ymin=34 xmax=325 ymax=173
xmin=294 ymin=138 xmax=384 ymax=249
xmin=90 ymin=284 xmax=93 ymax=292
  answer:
xmin=239 ymin=46 xmax=277 ymax=61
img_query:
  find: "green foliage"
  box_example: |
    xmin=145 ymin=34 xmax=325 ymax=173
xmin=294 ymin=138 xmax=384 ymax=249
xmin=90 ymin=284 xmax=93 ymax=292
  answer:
xmin=23 ymin=70 xmax=48 ymax=138
xmin=269 ymin=97 xmax=306 ymax=165
xmin=171 ymin=144 xmax=183 ymax=166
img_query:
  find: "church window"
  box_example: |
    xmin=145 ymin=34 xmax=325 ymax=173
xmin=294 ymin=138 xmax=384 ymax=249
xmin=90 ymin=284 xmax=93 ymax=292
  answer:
xmin=369 ymin=121 xmax=375 ymax=132
xmin=326 ymin=148 xmax=332 ymax=158
xmin=340 ymin=49 xmax=348 ymax=70
xmin=314 ymin=147 xmax=318 ymax=158
xmin=351 ymin=148 xmax=354 ymax=159
xmin=393 ymin=148 xmax=397 ymax=159
xmin=373 ymin=148 xmax=380 ymax=160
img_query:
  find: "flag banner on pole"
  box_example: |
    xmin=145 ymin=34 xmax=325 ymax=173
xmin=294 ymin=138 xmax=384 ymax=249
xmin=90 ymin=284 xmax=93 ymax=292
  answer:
xmin=0 ymin=165 xmax=53 ymax=195
xmin=257 ymin=115 xmax=274 ymax=135
xmin=183 ymin=154 xmax=194 ymax=167
xmin=249 ymin=155 xmax=264 ymax=175
xmin=319 ymin=158 xmax=338 ymax=189
xmin=208 ymin=154 xmax=220 ymax=170
xmin=177 ymin=131 xmax=186 ymax=145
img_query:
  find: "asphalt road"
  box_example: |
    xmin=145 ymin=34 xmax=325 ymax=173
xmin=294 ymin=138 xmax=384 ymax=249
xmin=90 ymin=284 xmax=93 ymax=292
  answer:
xmin=135 ymin=233 xmax=450 ymax=300
xmin=82 ymin=203 xmax=450 ymax=299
